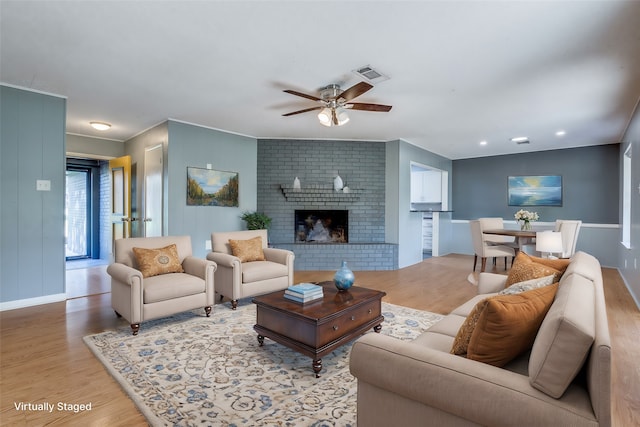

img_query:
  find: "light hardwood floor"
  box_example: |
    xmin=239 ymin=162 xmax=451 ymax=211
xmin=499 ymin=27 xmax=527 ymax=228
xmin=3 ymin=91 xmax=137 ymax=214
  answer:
xmin=1 ymin=254 xmax=638 ymax=426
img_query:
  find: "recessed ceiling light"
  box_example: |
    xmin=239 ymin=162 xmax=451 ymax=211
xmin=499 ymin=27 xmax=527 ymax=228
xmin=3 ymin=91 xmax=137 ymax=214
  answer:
xmin=90 ymin=121 xmax=111 ymax=131
xmin=555 ymin=130 xmax=566 ymax=137
xmin=479 ymin=140 xmax=488 ymax=146
xmin=510 ymin=136 xmax=529 ymax=143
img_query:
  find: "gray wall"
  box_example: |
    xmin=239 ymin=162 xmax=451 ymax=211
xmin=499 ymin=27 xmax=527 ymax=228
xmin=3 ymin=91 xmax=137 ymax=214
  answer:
xmin=1 ymin=85 xmax=66 ymax=306
xmin=166 ymin=121 xmax=257 ymax=257
xmin=124 ymin=122 xmax=169 ymax=239
xmin=452 ymin=144 xmax=620 ymax=223
xmin=619 ymin=106 xmax=640 ymax=308
xmin=387 ymin=139 xmax=453 ymax=267
xmin=67 ymin=133 xmax=124 ymax=159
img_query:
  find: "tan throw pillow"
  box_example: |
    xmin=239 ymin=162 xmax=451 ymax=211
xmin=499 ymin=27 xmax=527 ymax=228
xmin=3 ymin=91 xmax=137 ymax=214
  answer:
xmin=132 ymin=244 xmax=184 ymax=278
xmin=467 ymin=283 xmax=559 ymax=367
xmin=528 ymin=255 xmax=571 ymax=276
xmin=499 ymin=275 xmax=556 ymax=296
xmin=451 ymin=299 xmax=490 ymax=356
xmin=228 ymin=236 xmax=265 ymax=262
xmin=505 ymin=252 xmax=562 ymax=287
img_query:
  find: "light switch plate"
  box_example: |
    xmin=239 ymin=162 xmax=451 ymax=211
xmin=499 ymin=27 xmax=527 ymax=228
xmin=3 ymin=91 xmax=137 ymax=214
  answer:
xmin=205 ymin=240 xmax=212 ymax=250
xmin=36 ymin=180 xmax=51 ymax=191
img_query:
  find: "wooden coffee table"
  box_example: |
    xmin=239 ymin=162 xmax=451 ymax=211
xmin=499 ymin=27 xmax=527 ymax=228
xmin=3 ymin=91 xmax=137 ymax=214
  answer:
xmin=252 ymin=281 xmax=386 ymax=377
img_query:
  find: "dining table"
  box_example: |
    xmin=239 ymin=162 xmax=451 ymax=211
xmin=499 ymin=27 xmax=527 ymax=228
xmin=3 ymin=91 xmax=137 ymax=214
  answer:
xmin=483 ymin=228 xmax=537 ymax=252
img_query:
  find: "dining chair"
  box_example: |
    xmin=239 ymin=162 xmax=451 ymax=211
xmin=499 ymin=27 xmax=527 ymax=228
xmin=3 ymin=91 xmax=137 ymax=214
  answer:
xmin=470 ymin=220 xmax=516 ymax=272
xmin=554 ymin=220 xmax=582 ymax=258
xmin=478 ymin=217 xmax=519 ymax=248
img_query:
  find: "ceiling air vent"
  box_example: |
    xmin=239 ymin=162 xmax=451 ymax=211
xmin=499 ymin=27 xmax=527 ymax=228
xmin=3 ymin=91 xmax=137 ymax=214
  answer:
xmin=510 ymin=136 xmax=530 ymax=145
xmin=353 ymin=65 xmax=389 ymax=84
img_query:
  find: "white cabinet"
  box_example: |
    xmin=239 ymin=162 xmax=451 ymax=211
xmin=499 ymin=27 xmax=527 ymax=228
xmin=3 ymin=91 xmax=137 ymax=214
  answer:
xmin=411 ymin=170 xmax=442 ymax=203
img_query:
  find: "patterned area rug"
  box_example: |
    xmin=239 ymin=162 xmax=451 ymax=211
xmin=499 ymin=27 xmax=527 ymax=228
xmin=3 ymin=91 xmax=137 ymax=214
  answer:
xmin=84 ymin=300 xmax=443 ymax=426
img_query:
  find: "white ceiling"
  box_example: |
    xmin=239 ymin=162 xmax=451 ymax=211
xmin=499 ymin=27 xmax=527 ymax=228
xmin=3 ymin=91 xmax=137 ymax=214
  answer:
xmin=2 ymin=0 xmax=639 ymax=159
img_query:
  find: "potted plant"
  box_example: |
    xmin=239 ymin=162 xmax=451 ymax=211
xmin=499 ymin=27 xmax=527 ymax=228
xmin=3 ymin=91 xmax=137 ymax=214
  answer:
xmin=240 ymin=211 xmax=272 ymax=230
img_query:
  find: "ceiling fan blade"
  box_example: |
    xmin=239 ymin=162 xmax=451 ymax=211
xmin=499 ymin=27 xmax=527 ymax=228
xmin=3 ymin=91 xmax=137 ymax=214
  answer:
xmin=332 ymin=109 xmax=338 ymax=126
xmin=282 ymin=106 xmax=322 ymax=116
xmin=347 ymin=103 xmax=393 ymax=112
xmin=283 ymin=89 xmax=321 ymax=102
xmin=338 ymin=81 xmax=373 ymax=102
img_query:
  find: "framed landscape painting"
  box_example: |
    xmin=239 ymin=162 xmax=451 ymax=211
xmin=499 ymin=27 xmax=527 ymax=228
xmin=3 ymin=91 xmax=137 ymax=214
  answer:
xmin=187 ymin=167 xmax=239 ymax=207
xmin=508 ymin=175 xmax=562 ymax=206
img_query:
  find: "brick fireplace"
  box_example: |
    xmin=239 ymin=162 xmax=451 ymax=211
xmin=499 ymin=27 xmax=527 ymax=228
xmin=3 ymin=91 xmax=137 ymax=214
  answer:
xmin=257 ymin=139 xmax=398 ymax=270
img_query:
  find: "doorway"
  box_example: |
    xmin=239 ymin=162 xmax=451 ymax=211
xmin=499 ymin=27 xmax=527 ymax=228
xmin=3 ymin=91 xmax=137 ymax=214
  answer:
xmin=65 ymin=158 xmax=108 ymax=269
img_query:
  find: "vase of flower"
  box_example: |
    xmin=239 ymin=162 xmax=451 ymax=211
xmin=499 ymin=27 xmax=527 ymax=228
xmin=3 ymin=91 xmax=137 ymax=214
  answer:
xmin=514 ymin=209 xmax=539 ymax=231
xmin=333 ymin=261 xmax=354 ymax=291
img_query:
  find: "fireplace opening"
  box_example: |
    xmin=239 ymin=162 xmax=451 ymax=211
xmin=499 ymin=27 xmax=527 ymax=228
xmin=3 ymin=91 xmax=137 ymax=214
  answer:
xmin=295 ymin=210 xmax=348 ymax=243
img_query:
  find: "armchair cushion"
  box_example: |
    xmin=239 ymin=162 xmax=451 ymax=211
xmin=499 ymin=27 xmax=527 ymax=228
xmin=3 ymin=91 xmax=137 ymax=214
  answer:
xmin=132 ymin=244 xmax=184 ymax=278
xmin=229 ymin=236 xmax=266 ymax=262
xmin=143 ymin=273 xmax=207 ymax=304
xmin=467 ymin=283 xmax=559 ymax=367
xmin=242 ymin=261 xmax=289 ymax=283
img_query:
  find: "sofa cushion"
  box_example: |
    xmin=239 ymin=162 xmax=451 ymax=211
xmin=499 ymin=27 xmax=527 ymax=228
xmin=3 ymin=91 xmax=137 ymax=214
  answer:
xmin=467 ymin=283 xmax=559 ymax=367
xmin=132 ymin=244 xmax=184 ymax=278
xmin=229 ymin=236 xmax=266 ymax=262
xmin=143 ymin=273 xmax=205 ymax=303
xmin=505 ymin=252 xmax=563 ymax=287
xmin=529 ymin=274 xmax=595 ymax=398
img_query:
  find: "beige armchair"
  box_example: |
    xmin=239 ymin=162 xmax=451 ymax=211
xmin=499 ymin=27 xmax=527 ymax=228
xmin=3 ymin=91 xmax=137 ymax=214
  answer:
xmin=107 ymin=235 xmax=216 ymax=335
xmin=470 ymin=220 xmax=515 ymax=272
xmin=207 ymin=229 xmax=294 ymax=309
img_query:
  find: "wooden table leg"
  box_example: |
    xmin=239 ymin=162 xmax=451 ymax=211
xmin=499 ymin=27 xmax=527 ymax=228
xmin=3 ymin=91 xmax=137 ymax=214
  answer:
xmin=312 ymin=359 xmax=322 ymax=378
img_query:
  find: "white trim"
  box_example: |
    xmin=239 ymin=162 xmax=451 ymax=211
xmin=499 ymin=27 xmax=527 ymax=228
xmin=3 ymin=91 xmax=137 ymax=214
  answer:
xmin=0 ymin=293 xmax=67 ymax=312
xmin=0 ymin=82 xmax=67 ymax=99
xmin=168 ymin=118 xmax=256 ymax=139
xmin=450 ymin=219 xmax=619 ymax=229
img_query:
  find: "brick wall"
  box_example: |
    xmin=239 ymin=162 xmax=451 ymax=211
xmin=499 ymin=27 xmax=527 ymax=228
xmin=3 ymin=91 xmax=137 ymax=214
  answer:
xmin=257 ymin=139 xmax=397 ymax=270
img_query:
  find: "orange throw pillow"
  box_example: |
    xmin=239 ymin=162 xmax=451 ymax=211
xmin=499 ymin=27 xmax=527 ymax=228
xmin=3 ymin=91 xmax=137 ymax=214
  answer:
xmin=132 ymin=244 xmax=184 ymax=278
xmin=505 ymin=252 xmax=563 ymax=287
xmin=229 ymin=236 xmax=265 ymax=262
xmin=466 ymin=283 xmax=559 ymax=367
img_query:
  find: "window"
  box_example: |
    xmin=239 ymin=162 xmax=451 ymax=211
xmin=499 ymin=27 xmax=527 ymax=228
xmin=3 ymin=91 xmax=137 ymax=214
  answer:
xmin=622 ymin=144 xmax=632 ymax=248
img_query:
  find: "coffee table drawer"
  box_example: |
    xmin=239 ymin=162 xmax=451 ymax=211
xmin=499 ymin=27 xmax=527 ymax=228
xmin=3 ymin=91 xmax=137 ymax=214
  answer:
xmin=318 ymin=300 xmax=381 ymax=345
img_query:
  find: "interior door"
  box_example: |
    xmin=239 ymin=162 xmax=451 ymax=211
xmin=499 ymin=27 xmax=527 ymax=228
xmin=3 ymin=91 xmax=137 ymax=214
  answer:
xmin=109 ymin=155 xmax=132 ymax=244
xmin=144 ymin=144 xmax=163 ymax=237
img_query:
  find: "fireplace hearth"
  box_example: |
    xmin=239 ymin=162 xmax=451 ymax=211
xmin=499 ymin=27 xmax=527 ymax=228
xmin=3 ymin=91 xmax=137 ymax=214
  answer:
xmin=295 ymin=210 xmax=348 ymax=243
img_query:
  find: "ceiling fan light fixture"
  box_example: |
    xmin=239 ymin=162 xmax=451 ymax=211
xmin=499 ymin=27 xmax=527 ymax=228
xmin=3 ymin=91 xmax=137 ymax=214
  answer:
xmin=318 ymin=108 xmax=333 ymax=126
xmin=335 ymin=107 xmax=350 ymax=126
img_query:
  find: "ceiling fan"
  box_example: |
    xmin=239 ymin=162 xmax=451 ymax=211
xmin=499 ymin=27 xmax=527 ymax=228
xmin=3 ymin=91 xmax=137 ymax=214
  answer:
xmin=282 ymin=81 xmax=392 ymax=127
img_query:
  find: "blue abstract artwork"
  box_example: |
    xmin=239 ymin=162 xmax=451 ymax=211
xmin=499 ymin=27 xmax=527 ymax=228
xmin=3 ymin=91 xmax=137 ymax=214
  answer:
xmin=508 ymin=175 xmax=562 ymax=206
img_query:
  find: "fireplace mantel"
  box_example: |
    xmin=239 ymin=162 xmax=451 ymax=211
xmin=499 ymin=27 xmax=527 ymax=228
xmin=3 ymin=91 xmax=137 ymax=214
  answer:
xmin=280 ymin=184 xmax=361 ymax=203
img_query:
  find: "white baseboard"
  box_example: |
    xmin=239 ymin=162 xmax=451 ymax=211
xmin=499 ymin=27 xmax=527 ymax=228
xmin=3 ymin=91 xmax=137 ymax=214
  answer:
xmin=0 ymin=293 xmax=67 ymax=311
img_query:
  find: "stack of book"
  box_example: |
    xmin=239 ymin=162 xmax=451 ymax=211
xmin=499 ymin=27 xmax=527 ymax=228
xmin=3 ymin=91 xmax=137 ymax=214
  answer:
xmin=284 ymin=283 xmax=324 ymax=303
